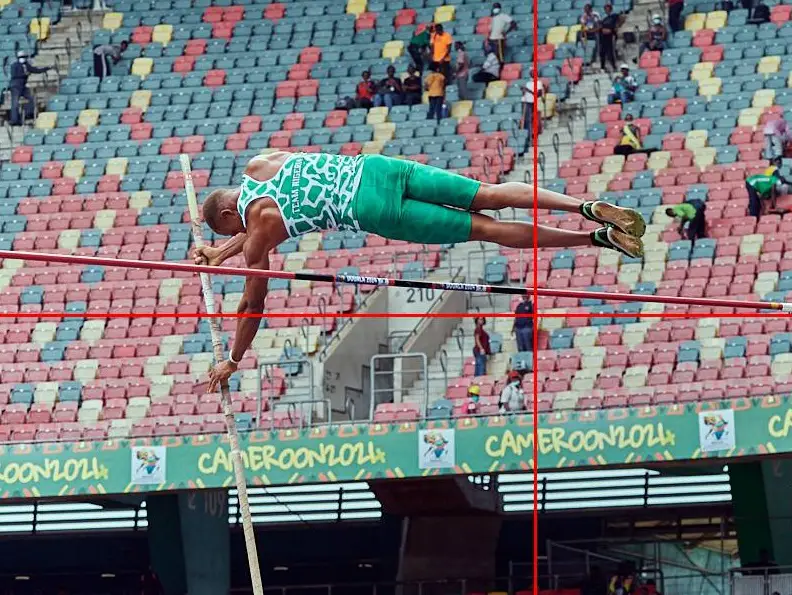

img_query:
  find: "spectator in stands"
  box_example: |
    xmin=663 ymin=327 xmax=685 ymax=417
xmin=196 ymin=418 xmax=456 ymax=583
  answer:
xmin=513 ymin=295 xmax=534 ymax=352
xmin=614 ymin=114 xmax=645 ymax=156
xmin=374 ymin=65 xmax=403 ymax=110
xmin=403 ymin=65 xmax=423 ymax=106
xmin=473 ymin=42 xmax=502 ymax=84
xmin=598 ymin=3 xmax=622 ymax=71
xmin=499 ymin=370 xmax=525 ymax=413
xmin=430 ymin=23 xmax=453 ymax=80
xmin=93 ymin=39 xmax=128 ymax=81
xmin=489 ymin=2 xmax=517 ymax=63
xmin=424 ymin=63 xmax=446 ymax=123
xmin=666 ymin=200 xmax=707 ymax=244
xmin=454 ymin=41 xmax=470 ymax=100
xmin=473 ymin=317 xmax=491 ymax=377
xmin=747 ymin=167 xmax=791 ymax=218
xmin=408 ymin=24 xmax=432 ymax=73
xmin=640 ymin=15 xmax=667 ymax=54
xmin=9 ymin=51 xmax=50 ymax=126
xmin=608 ymin=561 xmax=637 ymax=594
xmin=356 ymin=70 xmax=376 ymax=109
xmin=578 ymin=4 xmax=601 ymax=64
xmin=520 ymin=76 xmax=544 ymax=157
xmin=607 ymin=65 xmax=637 ymax=104
xmin=763 ymin=118 xmax=791 ymax=160
xmin=465 ymin=384 xmax=481 ymax=414
xmin=747 ymin=1 xmax=770 ymax=23
xmin=667 ymin=0 xmax=684 ymax=32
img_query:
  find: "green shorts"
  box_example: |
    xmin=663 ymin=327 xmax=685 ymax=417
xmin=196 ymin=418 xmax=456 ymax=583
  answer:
xmin=352 ymin=154 xmax=482 ymax=244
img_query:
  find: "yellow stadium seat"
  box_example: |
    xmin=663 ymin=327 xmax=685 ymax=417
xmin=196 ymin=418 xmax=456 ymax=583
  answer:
xmin=485 ymin=80 xmax=507 ymax=101
xmin=451 ymin=100 xmax=472 ymax=118
xmin=346 ymin=0 xmax=367 ymax=16
xmin=102 ymin=12 xmax=123 ymax=31
xmin=373 ymin=122 xmax=395 ymax=141
xmin=152 ymin=24 xmax=173 ymax=45
xmin=758 ymin=56 xmax=780 ymax=75
xmin=787 ymin=72 xmax=792 ymax=88
xmin=752 ymin=89 xmax=775 ymax=109
xmin=131 ymin=57 xmax=154 ymax=79
xmin=362 ymin=140 xmax=385 ymax=154
xmin=105 ymin=157 xmax=128 ymax=177
xmin=77 ymin=109 xmax=100 ymax=130
xmin=738 ymin=107 xmax=762 ymax=127
xmin=685 ymin=129 xmax=708 ymax=150
xmin=566 ymin=24 xmax=582 ymax=43
xmin=129 ymin=91 xmax=152 ymax=113
xmin=690 ymin=62 xmax=714 ymax=82
xmin=684 ymin=13 xmax=706 ymax=31
xmin=704 ymin=10 xmax=727 ymax=29
xmin=382 ymin=40 xmax=404 ymax=61
xmin=539 ymin=93 xmax=557 ymax=118
xmin=93 ymin=210 xmax=116 ymax=231
xmin=0 ymin=0 xmax=12 ymax=7
xmin=62 ymin=160 xmax=84 ymax=180
xmin=130 ymin=190 xmax=152 ymax=209
xmin=35 ymin=112 xmax=57 ymax=131
xmin=434 ymin=5 xmax=455 ymax=23
xmin=29 ymin=17 xmax=50 ymax=41
xmin=698 ymin=77 xmax=722 ymax=98
xmin=693 ymin=147 xmax=716 ymax=168
xmin=546 ymin=26 xmax=568 ymax=47
xmin=57 ymin=229 xmax=81 ymax=250
xmin=366 ymin=106 xmax=388 ymax=124
xmin=601 ymin=155 xmax=625 ymax=174
xmin=647 ymin=150 xmax=670 ymax=171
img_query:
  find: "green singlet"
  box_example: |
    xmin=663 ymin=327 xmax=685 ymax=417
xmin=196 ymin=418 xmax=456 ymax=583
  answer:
xmin=237 ymin=153 xmax=482 ymax=245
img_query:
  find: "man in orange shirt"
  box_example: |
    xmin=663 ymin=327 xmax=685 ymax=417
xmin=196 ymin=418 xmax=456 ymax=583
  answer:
xmin=430 ymin=23 xmax=453 ymax=80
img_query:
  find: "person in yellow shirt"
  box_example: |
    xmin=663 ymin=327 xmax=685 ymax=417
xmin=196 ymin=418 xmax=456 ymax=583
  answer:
xmin=430 ymin=23 xmax=453 ymax=79
xmin=424 ymin=63 xmax=446 ymax=123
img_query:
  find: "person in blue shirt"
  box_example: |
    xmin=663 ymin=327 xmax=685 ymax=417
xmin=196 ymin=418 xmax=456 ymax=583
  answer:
xmin=9 ymin=51 xmax=50 ymax=126
xmin=513 ymin=295 xmax=534 ymax=352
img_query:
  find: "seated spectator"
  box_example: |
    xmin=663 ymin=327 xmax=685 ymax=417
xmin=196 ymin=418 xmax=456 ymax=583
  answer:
xmin=640 ymin=15 xmax=667 ymax=54
xmin=465 ymin=384 xmax=481 ymax=415
xmin=356 ymin=70 xmax=376 ymax=109
xmin=614 ymin=114 xmax=656 ymax=156
xmin=498 ymin=371 xmax=525 ymax=413
xmin=473 ymin=42 xmax=502 ymax=83
xmin=424 ymin=63 xmax=446 ymax=123
xmin=578 ymin=4 xmax=601 ymax=64
xmin=764 ymin=118 xmax=791 ymax=160
xmin=403 ymin=65 xmax=423 ymax=106
xmin=666 ymin=199 xmax=707 ymax=244
xmin=374 ymin=65 xmax=403 ymax=109
xmin=607 ymin=64 xmax=637 ymax=104
xmin=454 ymin=41 xmax=470 ymax=100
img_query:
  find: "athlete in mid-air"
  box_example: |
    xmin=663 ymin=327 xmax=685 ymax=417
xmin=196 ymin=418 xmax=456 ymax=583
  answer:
xmin=201 ymin=151 xmax=646 ymax=390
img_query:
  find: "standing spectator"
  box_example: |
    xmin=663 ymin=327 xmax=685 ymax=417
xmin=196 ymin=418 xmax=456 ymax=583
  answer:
xmin=520 ymin=75 xmax=544 ymax=156
xmin=763 ymin=118 xmax=791 ymax=160
xmin=666 ymin=200 xmax=707 ymax=244
xmin=465 ymin=384 xmax=481 ymax=415
xmin=499 ymin=371 xmax=525 ymax=413
xmin=607 ymin=64 xmax=637 ymax=104
xmin=408 ymin=23 xmax=431 ymax=73
xmin=424 ymin=63 xmax=446 ymax=123
xmin=640 ymin=15 xmax=667 ymax=54
xmin=93 ymin=40 xmax=128 ymax=81
xmin=488 ymin=2 xmax=516 ymax=63
xmin=608 ymin=562 xmax=637 ymax=595
xmin=374 ymin=65 xmax=403 ymax=109
xmin=473 ymin=317 xmax=491 ymax=377
xmin=513 ymin=295 xmax=534 ymax=352
xmin=430 ymin=23 xmax=453 ymax=80
xmin=454 ymin=41 xmax=470 ymax=100
xmin=668 ymin=0 xmax=684 ymax=32
xmin=403 ymin=65 xmax=423 ymax=106
xmin=473 ymin=42 xmax=502 ymax=83
xmin=598 ymin=3 xmax=621 ymax=71
xmin=355 ymin=70 xmax=376 ymax=109
xmin=579 ymin=4 xmax=601 ymax=64
xmin=746 ymin=167 xmax=790 ymax=218
xmin=8 ymin=51 xmax=50 ymax=126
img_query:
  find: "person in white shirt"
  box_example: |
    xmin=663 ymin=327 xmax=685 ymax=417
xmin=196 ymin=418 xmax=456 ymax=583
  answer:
xmin=521 ymin=77 xmax=544 ymax=155
xmin=499 ymin=371 xmax=526 ymax=413
xmin=473 ymin=43 xmax=502 ymax=83
xmin=488 ymin=2 xmax=517 ymax=63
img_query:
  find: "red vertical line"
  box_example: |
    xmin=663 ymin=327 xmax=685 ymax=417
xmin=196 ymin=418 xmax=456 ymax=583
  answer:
xmin=531 ymin=0 xmax=540 ymax=592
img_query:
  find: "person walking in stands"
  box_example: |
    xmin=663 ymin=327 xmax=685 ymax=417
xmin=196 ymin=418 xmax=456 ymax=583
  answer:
xmin=473 ymin=317 xmax=491 ymax=377
xmin=513 ymin=295 xmax=534 ymax=352
xmin=454 ymin=41 xmax=470 ymax=100
xmin=430 ymin=23 xmax=453 ymax=80
xmin=408 ymin=23 xmax=431 ymax=73
xmin=424 ymin=63 xmax=446 ymax=123
xmin=667 ymin=0 xmax=684 ymax=32
xmin=403 ymin=65 xmax=423 ymax=106
xmin=93 ymin=39 xmax=128 ymax=81
xmin=355 ymin=70 xmax=375 ymax=109
xmin=666 ymin=200 xmax=707 ymax=244
xmin=598 ymin=3 xmax=622 ymax=71
xmin=488 ymin=2 xmax=516 ymax=63
xmin=9 ymin=51 xmax=50 ymax=126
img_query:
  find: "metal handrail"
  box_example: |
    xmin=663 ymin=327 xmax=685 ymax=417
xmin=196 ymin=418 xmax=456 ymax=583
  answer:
xmin=368 ymin=352 xmax=428 ymax=418
xmin=438 ymin=348 xmax=449 ymax=397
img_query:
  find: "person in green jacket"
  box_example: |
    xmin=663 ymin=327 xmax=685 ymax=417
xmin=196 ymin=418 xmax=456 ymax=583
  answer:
xmin=746 ymin=162 xmax=790 ymax=218
xmin=408 ymin=23 xmax=433 ymax=73
xmin=665 ymin=199 xmax=706 ymax=243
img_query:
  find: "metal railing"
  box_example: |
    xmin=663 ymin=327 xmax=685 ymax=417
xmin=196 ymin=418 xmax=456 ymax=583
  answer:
xmin=368 ymin=353 xmax=428 ymax=419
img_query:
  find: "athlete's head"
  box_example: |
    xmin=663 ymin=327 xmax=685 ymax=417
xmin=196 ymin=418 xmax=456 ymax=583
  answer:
xmin=203 ymin=188 xmax=244 ymax=236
